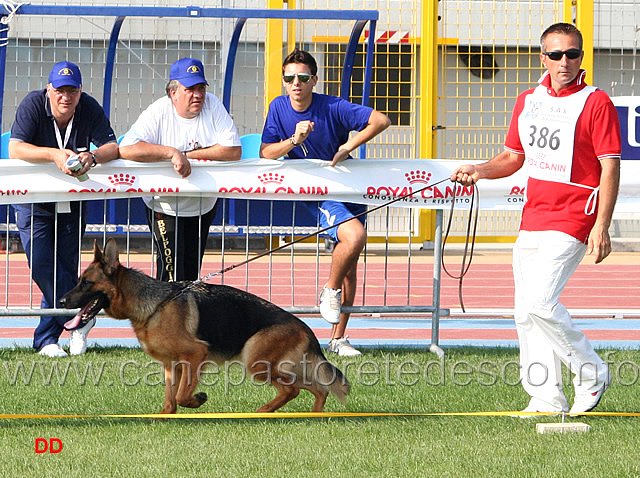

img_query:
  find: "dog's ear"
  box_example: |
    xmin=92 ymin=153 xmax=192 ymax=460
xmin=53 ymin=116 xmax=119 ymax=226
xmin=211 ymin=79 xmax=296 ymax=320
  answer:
xmin=93 ymin=239 xmax=103 ymax=263
xmin=103 ymin=238 xmax=121 ymax=275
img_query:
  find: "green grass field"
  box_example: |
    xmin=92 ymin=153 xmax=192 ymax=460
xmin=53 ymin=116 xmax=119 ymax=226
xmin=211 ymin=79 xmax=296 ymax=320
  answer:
xmin=1 ymin=346 xmax=640 ymax=477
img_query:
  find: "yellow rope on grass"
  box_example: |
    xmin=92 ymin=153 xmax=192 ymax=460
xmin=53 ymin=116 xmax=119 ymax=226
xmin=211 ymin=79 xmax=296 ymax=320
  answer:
xmin=1 ymin=410 xmax=640 ymax=419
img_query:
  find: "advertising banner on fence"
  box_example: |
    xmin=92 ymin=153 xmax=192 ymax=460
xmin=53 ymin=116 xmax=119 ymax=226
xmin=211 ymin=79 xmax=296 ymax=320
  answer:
xmin=1 ymin=156 xmax=640 ymax=212
xmin=613 ymin=96 xmax=640 ymax=161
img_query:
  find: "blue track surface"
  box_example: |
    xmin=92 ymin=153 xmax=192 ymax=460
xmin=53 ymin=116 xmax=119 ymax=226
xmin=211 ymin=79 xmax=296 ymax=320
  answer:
xmin=2 ymin=316 xmax=639 ymax=350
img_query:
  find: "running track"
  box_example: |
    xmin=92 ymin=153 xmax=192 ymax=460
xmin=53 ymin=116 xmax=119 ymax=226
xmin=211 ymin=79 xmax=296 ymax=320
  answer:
xmin=2 ymin=248 xmax=640 ymax=349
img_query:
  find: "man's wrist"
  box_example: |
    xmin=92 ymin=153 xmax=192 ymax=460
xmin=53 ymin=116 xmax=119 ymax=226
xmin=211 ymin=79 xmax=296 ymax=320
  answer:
xmin=289 ymin=135 xmax=299 ymax=147
xmin=89 ymin=152 xmax=97 ymax=167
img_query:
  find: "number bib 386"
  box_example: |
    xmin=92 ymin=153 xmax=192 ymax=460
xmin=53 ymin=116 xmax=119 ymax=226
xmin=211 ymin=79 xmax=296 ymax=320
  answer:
xmin=519 ymin=85 xmax=596 ymax=184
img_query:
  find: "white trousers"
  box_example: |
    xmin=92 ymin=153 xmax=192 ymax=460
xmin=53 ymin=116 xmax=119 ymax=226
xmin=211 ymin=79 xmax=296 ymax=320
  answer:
xmin=513 ymin=230 xmax=608 ymax=411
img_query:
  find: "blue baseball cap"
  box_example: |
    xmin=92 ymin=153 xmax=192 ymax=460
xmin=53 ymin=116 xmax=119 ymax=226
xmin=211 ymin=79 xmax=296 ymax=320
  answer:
xmin=170 ymin=58 xmax=208 ymax=88
xmin=49 ymin=61 xmax=82 ymax=88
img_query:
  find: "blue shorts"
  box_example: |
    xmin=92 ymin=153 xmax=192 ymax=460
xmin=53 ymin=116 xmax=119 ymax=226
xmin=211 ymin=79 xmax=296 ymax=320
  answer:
xmin=318 ymin=200 xmax=367 ymax=242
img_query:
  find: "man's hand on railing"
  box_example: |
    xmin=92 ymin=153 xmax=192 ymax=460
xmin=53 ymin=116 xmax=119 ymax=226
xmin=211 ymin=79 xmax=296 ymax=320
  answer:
xmin=171 ymin=149 xmax=191 ymax=178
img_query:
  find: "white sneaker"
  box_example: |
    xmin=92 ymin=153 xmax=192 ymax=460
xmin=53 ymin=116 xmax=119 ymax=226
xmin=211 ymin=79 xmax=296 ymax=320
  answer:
xmin=38 ymin=343 xmax=68 ymax=358
xmin=328 ymin=336 xmax=361 ymax=357
xmin=319 ymin=286 xmax=341 ymax=324
xmin=569 ymin=376 xmax=611 ymax=416
xmin=69 ymin=317 xmax=96 ymax=356
xmin=511 ymin=397 xmax=569 ymax=418
xmin=513 ymin=403 xmax=568 ymax=419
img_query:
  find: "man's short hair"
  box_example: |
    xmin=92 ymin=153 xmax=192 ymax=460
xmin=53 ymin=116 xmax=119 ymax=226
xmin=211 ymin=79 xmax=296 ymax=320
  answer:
xmin=282 ymin=48 xmax=318 ymax=76
xmin=540 ymin=23 xmax=583 ymax=51
xmin=165 ymin=79 xmax=181 ymax=98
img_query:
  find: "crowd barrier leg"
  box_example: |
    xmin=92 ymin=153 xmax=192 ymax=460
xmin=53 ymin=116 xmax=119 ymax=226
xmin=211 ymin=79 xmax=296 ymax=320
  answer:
xmin=429 ymin=209 xmax=445 ymax=358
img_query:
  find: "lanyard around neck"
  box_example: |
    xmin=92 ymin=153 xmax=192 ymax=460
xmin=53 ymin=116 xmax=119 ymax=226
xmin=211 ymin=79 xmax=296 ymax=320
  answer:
xmin=53 ymin=114 xmax=74 ymax=150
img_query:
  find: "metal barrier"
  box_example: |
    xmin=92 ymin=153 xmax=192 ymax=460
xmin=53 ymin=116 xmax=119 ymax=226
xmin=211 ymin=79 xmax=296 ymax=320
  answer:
xmin=0 ymin=195 xmax=449 ymax=355
xmin=0 ymin=5 xmax=378 ymax=131
xmin=0 ymin=4 xmax=448 ymax=354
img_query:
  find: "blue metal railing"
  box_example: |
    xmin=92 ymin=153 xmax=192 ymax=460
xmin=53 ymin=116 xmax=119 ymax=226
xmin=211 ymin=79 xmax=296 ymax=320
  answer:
xmin=0 ymin=5 xmax=378 ymax=124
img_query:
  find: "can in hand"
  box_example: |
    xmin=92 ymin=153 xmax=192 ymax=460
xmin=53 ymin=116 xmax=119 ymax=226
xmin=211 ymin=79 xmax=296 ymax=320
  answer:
xmin=66 ymin=155 xmax=89 ymax=182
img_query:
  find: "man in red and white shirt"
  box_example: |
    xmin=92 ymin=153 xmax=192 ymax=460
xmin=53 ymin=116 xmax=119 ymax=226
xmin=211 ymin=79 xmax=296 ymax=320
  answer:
xmin=451 ymin=23 xmax=621 ymax=415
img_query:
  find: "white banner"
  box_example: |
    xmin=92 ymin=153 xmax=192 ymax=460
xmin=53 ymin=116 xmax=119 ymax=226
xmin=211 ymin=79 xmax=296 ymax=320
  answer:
xmin=1 ymin=157 xmax=639 ymax=212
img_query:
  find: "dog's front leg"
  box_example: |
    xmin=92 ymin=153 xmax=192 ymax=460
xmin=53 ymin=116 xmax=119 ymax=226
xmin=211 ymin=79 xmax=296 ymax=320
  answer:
xmin=174 ymin=351 xmax=209 ymax=409
xmin=160 ymin=362 xmax=179 ymax=414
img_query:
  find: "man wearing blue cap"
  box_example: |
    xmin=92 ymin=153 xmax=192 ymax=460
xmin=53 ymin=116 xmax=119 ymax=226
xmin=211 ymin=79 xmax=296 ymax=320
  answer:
xmin=9 ymin=61 xmax=119 ymax=357
xmin=120 ymin=58 xmax=241 ymax=282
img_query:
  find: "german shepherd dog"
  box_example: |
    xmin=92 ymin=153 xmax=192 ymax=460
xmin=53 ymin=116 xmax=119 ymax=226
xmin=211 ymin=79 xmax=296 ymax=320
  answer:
xmin=60 ymin=238 xmax=349 ymax=414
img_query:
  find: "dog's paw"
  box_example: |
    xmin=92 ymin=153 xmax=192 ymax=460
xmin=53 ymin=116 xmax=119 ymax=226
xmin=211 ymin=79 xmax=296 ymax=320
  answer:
xmin=177 ymin=392 xmax=208 ymax=408
xmin=158 ymin=405 xmax=177 ymax=415
xmin=194 ymin=392 xmax=208 ymax=405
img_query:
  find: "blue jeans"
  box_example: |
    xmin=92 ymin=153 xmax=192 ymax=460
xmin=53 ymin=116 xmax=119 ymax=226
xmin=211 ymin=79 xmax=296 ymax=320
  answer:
xmin=13 ymin=202 xmax=87 ymax=351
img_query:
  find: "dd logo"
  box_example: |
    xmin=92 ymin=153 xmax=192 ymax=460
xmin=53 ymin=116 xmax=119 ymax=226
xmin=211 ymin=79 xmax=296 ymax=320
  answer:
xmin=35 ymin=438 xmax=63 ymax=454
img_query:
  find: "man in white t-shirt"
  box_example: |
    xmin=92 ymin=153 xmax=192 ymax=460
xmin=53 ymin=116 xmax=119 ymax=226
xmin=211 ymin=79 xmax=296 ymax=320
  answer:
xmin=120 ymin=57 xmax=241 ymax=281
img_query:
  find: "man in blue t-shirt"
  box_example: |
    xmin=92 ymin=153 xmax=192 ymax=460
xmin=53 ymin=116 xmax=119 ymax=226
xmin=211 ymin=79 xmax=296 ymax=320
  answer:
xmin=261 ymin=49 xmax=390 ymax=357
xmin=9 ymin=61 xmax=119 ymax=358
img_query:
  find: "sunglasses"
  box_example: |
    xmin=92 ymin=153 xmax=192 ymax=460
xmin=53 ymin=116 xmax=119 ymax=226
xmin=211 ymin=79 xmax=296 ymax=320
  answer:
xmin=282 ymin=73 xmax=313 ymax=83
xmin=542 ymin=48 xmax=581 ymax=61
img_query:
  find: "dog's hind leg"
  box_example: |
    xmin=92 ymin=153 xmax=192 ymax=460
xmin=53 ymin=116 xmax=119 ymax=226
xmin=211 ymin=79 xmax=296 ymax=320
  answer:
xmin=255 ymin=383 xmax=300 ymax=413
xmin=310 ymin=389 xmax=329 ymax=412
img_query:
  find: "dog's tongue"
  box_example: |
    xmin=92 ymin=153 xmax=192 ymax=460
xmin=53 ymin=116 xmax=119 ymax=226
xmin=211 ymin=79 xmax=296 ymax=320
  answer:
xmin=64 ymin=312 xmax=83 ymax=330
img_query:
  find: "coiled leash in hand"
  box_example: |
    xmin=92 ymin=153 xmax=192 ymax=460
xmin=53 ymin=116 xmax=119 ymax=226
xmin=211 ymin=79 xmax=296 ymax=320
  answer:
xmin=441 ymin=181 xmax=479 ymax=312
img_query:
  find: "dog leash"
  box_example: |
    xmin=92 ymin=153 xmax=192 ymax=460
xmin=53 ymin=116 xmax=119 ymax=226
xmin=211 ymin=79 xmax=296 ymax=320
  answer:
xmin=196 ymin=177 xmax=456 ymax=282
xmin=440 ymin=182 xmax=479 ymax=313
xmin=154 ymin=176 xmax=478 ymax=313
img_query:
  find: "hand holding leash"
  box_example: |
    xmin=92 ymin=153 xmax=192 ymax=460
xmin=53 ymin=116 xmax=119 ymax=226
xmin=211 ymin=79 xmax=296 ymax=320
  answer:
xmin=450 ymin=164 xmax=479 ymax=186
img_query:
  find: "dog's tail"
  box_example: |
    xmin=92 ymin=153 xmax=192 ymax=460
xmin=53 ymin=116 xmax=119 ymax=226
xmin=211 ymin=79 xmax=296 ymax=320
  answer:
xmin=313 ymin=356 xmax=350 ymax=403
